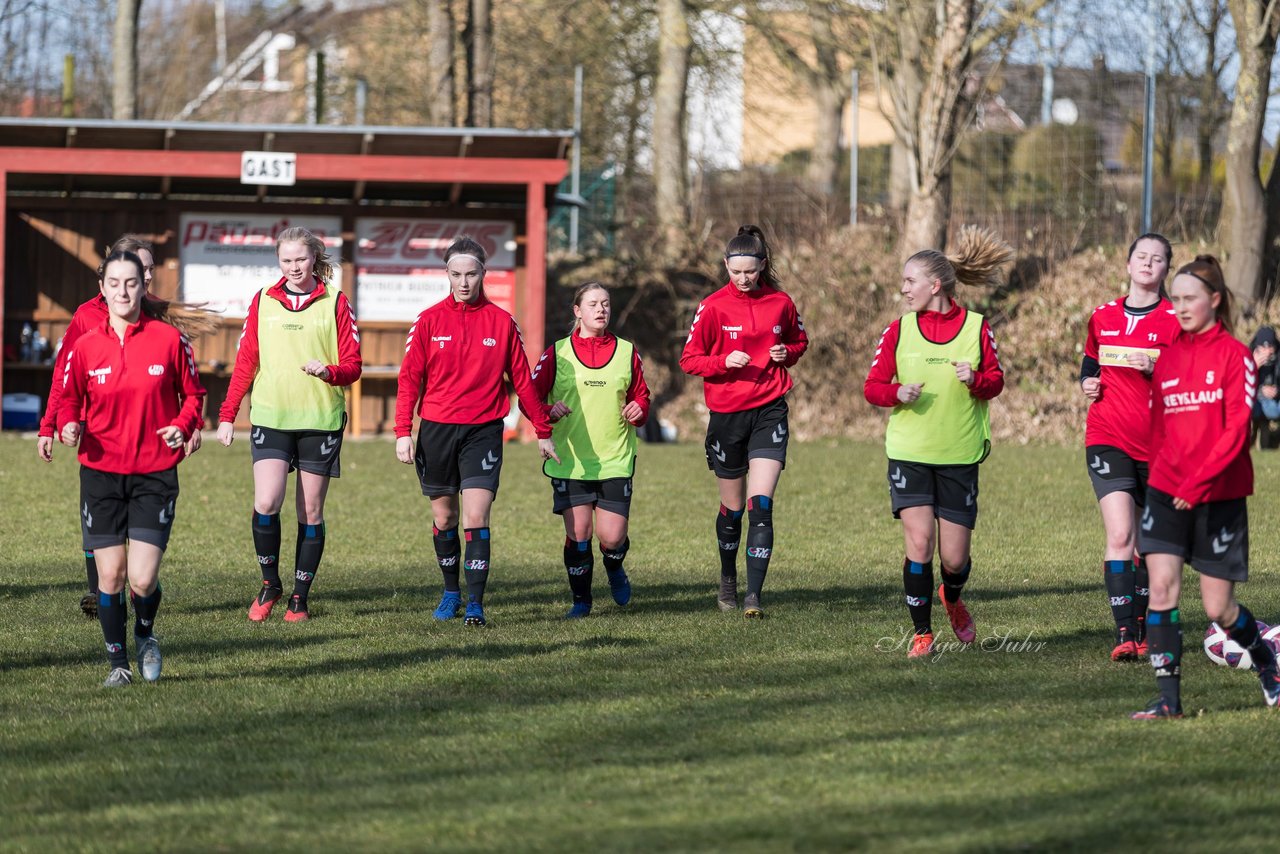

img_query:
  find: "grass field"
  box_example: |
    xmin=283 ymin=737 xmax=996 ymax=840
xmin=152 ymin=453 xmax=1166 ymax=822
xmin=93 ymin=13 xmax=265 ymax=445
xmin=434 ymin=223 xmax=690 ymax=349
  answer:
xmin=3 ymin=432 xmax=1280 ymax=852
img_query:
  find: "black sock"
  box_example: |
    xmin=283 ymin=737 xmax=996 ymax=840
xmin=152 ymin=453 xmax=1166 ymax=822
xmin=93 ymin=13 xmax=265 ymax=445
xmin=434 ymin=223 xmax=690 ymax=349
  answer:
xmin=252 ymin=512 xmax=282 ymax=588
xmin=745 ymin=496 xmax=773 ymax=597
xmin=602 ymin=538 xmax=629 ymax=576
xmin=564 ymin=538 xmax=593 ymax=603
xmin=293 ymin=522 xmax=325 ymax=602
xmin=98 ymin=590 xmax=129 ymax=670
xmin=433 ymin=525 xmax=462 ymax=592
xmin=903 ymin=558 xmax=934 ymax=635
xmin=132 ymin=585 xmax=162 ymax=639
xmin=1147 ymin=608 xmax=1182 ymax=708
xmin=1133 ymin=557 xmax=1149 ymax=637
xmin=84 ymin=550 xmax=99 ymax=595
xmin=1103 ymin=559 xmax=1137 ymax=635
xmin=940 ymin=560 xmax=971 ymax=605
xmin=464 ymin=527 xmax=491 ymax=605
xmin=1226 ymin=604 xmax=1277 ymax=673
xmin=716 ymin=505 xmax=743 ymax=578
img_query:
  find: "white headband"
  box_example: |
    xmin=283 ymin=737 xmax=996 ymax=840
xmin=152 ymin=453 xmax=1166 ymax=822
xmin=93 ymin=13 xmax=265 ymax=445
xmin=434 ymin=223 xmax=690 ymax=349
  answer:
xmin=446 ymin=254 xmax=485 ymax=269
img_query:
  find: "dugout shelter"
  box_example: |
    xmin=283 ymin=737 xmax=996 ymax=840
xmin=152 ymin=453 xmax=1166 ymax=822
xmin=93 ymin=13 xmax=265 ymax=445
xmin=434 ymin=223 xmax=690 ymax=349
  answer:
xmin=0 ymin=117 xmax=571 ymax=436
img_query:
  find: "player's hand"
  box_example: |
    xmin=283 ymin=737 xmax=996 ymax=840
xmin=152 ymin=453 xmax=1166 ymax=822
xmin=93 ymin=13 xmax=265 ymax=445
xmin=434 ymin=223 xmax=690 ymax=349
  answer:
xmin=217 ymin=421 xmax=236 ymax=447
xmin=184 ymin=429 xmax=202 ymax=457
xmin=60 ymin=422 xmax=80 ymax=447
xmin=395 ymin=436 xmax=414 ymax=464
xmin=1263 ymin=384 xmax=1278 ymax=400
xmin=1125 ymin=352 xmax=1154 ymax=375
xmin=36 ymin=435 xmax=53 ymax=462
xmin=621 ymin=401 xmax=644 ymax=425
xmin=725 ymin=350 xmax=751 ymax=369
xmin=538 ymin=438 xmax=560 ymax=464
xmin=548 ymin=401 xmax=572 ymax=422
xmin=897 ymin=383 xmax=924 ymax=404
xmin=302 ymin=359 xmax=332 ymax=381
xmin=1081 ymin=377 xmax=1102 ymax=402
xmin=768 ymin=343 xmax=788 ymax=363
xmin=1173 ymin=496 xmax=1192 ymax=511
xmin=951 ymin=361 xmax=975 ymax=386
xmin=157 ymin=425 xmax=185 ymax=451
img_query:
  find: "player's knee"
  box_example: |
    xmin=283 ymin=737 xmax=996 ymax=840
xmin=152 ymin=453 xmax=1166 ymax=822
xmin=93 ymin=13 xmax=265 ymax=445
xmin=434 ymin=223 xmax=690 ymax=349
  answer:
xmin=747 ymin=495 xmax=773 ymax=528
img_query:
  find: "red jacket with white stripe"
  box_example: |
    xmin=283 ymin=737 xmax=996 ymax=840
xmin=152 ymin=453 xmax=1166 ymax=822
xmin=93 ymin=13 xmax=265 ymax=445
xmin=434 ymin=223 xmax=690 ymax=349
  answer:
xmin=863 ymin=300 xmax=1004 ymax=407
xmin=1148 ymin=321 xmax=1253 ymax=506
xmin=531 ymin=332 xmax=652 ymax=424
xmin=218 ymin=279 xmax=363 ymax=424
xmin=678 ymin=283 xmax=808 ymax=413
xmin=395 ymin=292 xmax=552 ymax=439
xmin=57 ymin=315 xmax=206 ymax=474
xmin=40 ymin=295 xmax=109 ymax=437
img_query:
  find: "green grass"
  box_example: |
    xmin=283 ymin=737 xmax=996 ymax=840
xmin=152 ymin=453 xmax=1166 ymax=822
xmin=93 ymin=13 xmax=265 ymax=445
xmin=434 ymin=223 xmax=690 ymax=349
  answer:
xmin=3 ymin=433 xmax=1280 ymax=852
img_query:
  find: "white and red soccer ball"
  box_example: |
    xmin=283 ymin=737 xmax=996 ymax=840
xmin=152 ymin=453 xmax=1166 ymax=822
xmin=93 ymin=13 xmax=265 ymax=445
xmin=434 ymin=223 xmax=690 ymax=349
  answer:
xmin=1202 ymin=621 xmax=1280 ymax=670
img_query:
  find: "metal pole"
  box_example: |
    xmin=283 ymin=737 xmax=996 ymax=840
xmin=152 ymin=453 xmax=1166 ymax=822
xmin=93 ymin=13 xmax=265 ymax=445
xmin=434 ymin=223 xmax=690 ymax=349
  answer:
xmin=355 ymin=78 xmax=368 ymax=126
xmin=62 ymin=54 xmax=75 ymax=118
xmin=850 ymin=69 xmax=858 ymax=226
xmin=570 ymin=65 xmax=583 ymax=254
xmin=1141 ymin=0 xmax=1156 ymax=232
xmin=215 ymin=0 xmax=228 ymax=70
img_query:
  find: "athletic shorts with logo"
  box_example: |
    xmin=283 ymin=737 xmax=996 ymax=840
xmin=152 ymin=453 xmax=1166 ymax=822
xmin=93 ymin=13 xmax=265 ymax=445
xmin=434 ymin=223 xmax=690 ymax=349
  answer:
xmin=79 ymin=466 xmax=179 ymax=551
xmin=549 ymin=476 xmax=633 ymax=517
xmin=1139 ymin=486 xmax=1248 ymax=582
xmin=887 ymin=459 xmax=979 ymax=529
xmin=250 ymin=417 xmax=345 ymax=478
xmin=1085 ymin=444 xmax=1148 ymax=502
xmin=704 ymin=397 xmax=789 ymax=479
xmin=415 ymin=419 xmax=503 ymax=497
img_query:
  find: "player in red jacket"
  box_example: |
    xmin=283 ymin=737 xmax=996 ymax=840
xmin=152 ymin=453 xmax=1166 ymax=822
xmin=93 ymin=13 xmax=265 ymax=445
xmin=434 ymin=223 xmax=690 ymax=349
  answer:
xmin=57 ymin=250 xmax=206 ymax=687
xmin=37 ymin=234 xmax=213 ymax=619
xmin=396 ymin=235 xmax=558 ymax=627
xmin=533 ymin=282 xmax=651 ymax=617
xmin=863 ymin=227 xmax=1009 ymax=659
xmin=679 ymin=225 xmax=808 ymax=618
xmin=216 ymin=227 xmax=363 ymax=623
xmin=1080 ymin=234 xmax=1182 ymax=662
xmin=1131 ymin=255 xmax=1280 ymax=719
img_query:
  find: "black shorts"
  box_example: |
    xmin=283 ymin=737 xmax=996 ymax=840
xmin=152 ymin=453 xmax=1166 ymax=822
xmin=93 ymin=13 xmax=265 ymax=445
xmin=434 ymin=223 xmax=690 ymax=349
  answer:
xmin=887 ymin=460 xmax=980 ymax=529
xmin=705 ymin=397 xmax=789 ymax=479
xmin=415 ymin=419 xmax=503 ymax=497
xmin=1139 ymin=487 xmax=1249 ymax=582
xmin=250 ymin=418 xmax=345 ymax=478
xmin=1086 ymin=445 xmax=1148 ymax=502
xmin=79 ymin=466 xmax=179 ymax=551
xmin=549 ymin=477 xmax=633 ymax=517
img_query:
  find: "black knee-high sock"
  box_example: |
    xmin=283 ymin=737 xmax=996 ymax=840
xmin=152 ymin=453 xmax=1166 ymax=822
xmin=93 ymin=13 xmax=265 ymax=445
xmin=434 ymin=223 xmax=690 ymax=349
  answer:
xmin=602 ymin=538 xmax=629 ymax=575
xmin=1226 ymin=604 xmax=1278 ymax=673
xmin=98 ymin=590 xmax=129 ymax=670
xmin=716 ymin=505 xmax=743 ymax=578
xmin=464 ymin=527 xmax=491 ymax=605
xmin=84 ymin=550 xmax=99 ymax=595
xmin=252 ymin=512 xmax=282 ymax=588
xmin=132 ymin=585 xmax=162 ymax=639
xmin=903 ymin=558 xmax=934 ymax=635
xmin=1103 ymin=559 xmax=1137 ymax=634
xmin=564 ymin=538 xmax=593 ymax=603
xmin=1147 ymin=608 xmax=1181 ymax=707
xmin=745 ymin=496 xmax=774 ymax=597
xmin=940 ymin=560 xmax=971 ymax=605
xmin=1133 ymin=556 xmax=1150 ymax=635
xmin=293 ymin=522 xmax=325 ymax=602
xmin=433 ymin=525 xmax=462 ymax=592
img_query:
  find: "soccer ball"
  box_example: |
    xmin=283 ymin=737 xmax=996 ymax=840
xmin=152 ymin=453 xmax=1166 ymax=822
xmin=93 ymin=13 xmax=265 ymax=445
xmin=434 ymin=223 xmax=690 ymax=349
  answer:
xmin=1203 ymin=621 xmax=1271 ymax=670
xmin=1263 ymin=624 xmax=1280 ymax=658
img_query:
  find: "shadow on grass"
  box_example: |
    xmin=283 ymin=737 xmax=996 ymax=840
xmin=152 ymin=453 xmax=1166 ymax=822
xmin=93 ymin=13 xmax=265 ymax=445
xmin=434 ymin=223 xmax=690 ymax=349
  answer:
xmin=0 ymin=579 xmax=84 ymax=598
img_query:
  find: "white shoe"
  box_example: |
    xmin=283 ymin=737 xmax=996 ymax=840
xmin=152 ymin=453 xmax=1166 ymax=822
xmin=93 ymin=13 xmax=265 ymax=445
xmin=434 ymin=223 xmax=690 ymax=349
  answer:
xmin=137 ymin=636 xmax=162 ymax=683
xmin=103 ymin=667 xmax=133 ymax=688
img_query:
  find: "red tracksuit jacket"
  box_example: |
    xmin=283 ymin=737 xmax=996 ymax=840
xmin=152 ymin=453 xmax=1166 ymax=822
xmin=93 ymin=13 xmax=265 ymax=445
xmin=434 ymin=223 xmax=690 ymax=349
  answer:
xmin=40 ymin=295 xmax=110 ymax=437
xmin=863 ymin=300 xmax=1004 ymax=407
xmin=395 ymin=292 xmax=552 ymax=439
xmin=1148 ymin=321 xmax=1253 ymax=506
xmin=679 ymin=283 xmax=808 ymax=413
xmin=531 ymin=332 xmax=652 ymax=424
xmin=57 ymin=315 xmax=206 ymax=474
xmin=218 ymin=279 xmax=363 ymax=424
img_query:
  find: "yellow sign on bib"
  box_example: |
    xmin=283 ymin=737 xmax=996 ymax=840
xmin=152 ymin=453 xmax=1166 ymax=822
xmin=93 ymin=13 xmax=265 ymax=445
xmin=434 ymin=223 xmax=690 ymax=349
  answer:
xmin=1098 ymin=344 xmax=1159 ymax=368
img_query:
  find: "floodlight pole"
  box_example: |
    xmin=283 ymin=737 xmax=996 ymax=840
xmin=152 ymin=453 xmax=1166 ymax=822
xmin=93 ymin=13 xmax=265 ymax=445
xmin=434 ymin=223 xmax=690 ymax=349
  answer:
xmin=850 ymin=69 xmax=858 ymax=226
xmin=570 ymin=65 xmax=583 ymax=255
xmin=1141 ymin=0 xmax=1156 ymax=233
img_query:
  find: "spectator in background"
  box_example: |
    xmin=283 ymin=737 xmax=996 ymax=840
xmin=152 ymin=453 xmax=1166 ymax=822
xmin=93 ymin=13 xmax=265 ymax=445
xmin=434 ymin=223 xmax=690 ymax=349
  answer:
xmin=1250 ymin=326 xmax=1280 ymax=448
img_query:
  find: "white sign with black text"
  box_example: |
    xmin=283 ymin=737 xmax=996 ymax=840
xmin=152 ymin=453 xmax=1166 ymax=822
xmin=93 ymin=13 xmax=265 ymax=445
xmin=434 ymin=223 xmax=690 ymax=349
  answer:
xmin=240 ymin=151 xmax=297 ymax=186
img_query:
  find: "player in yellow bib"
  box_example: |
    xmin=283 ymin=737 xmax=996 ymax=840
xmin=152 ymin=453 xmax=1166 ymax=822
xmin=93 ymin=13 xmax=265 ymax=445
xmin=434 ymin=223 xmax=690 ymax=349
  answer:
xmin=863 ymin=227 xmax=1011 ymax=659
xmin=532 ymin=283 xmax=651 ymax=618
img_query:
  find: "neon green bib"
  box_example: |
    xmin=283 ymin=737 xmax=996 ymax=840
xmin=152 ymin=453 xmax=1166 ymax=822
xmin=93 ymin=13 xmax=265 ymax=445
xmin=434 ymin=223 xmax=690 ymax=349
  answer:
xmin=251 ymin=288 xmax=346 ymax=431
xmin=885 ymin=311 xmax=991 ymax=464
xmin=543 ymin=336 xmax=637 ymax=480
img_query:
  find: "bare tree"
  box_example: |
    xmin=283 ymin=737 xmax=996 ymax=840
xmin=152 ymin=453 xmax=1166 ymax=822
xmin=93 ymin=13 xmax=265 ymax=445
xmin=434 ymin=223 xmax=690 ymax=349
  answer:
xmin=1182 ymin=0 xmax=1231 ymax=186
xmin=465 ymin=0 xmax=493 ymax=127
xmin=112 ymin=0 xmax=142 ymax=119
xmin=654 ymin=0 xmax=692 ymax=262
xmin=1221 ymin=0 xmax=1280 ymax=310
xmin=427 ymin=0 xmax=456 ymax=125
